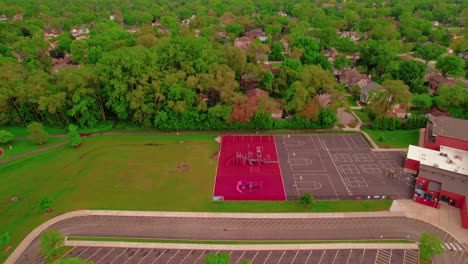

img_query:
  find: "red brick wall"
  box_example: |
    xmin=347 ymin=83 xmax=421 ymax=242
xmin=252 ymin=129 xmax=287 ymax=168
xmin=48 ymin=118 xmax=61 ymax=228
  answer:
xmin=424 ymin=128 xmax=468 ymax=151
xmin=404 ymin=159 xmax=420 ymax=171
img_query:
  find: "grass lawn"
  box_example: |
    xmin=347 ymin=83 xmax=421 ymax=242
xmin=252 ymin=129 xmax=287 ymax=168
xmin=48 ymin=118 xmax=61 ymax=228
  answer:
xmin=0 ymin=134 xmax=391 ymax=262
xmin=346 ymin=96 xmax=358 ymax=107
xmin=44 ymin=246 xmax=73 ymax=264
xmin=0 ymin=138 xmax=68 ymax=160
xmin=68 ymin=236 xmax=413 ymax=244
xmin=353 ymin=109 xmax=371 ymax=123
xmin=362 ymin=128 xmax=419 ymax=148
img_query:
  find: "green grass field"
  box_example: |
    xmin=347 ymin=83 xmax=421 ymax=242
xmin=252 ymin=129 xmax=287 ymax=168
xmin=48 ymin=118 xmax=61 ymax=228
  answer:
xmin=353 ymin=109 xmax=371 ymax=123
xmin=0 ymin=134 xmax=391 ymax=262
xmin=0 ymin=138 xmax=68 ymax=160
xmin=362 ymin=128 xmax=419 ymax=148
xmin=346 ymin=97 xmax=358 ymax=107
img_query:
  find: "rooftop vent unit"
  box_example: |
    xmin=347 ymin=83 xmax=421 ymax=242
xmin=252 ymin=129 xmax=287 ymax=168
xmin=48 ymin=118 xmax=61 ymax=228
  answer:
xmin=433 ymin=163 xmax=439 ymax=168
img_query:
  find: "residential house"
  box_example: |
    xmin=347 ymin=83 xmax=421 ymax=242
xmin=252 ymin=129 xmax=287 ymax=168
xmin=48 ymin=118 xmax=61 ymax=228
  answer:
xmin=459 ymin=52 xmax=468 ymax=61
xmin=12 ymin=14 xmax=23 ymax=21
xmin=245 ymin=29 xmax=268 ymax=42
xmin=418 ymin=41 xmax=432 ymax=46
xmin=197 ymin=93 xmax=208 ymax=102
xmin=432 ymin=21 xmax=441 ymax=27
xmin=43 ymin=29 xmax=60 ymax=40
xmin=234 ymin=36 xmax=252 ymax=50
xmin=346 ymin=52 xmax=360 ymax=63
xmin=323 ymin=48 xmax=338 ymax=63
xmin=71 ymin=27 xmax=90 ymax=39
xmin=339 ymin=68 xmax=370 ymax=89
xmin=263 ymin=63 xmax=279 ymax=75
xmin=216 ymin=32 xmax=229 ymax=42
xmin=181 ymin=15 xmax=196 ymax=27
xmin=360 ymin=82 xmax=382 ymax=103
xmin=339 ymin=31 xmax=361 ymax=41
xmin=388 ymin=104 xmax=408 ymax=119
xmin=49 ymin=40 xmax=60 ymax=51
xmin=425 ymin=73 xmax=457 ymax=94
xmin=0 ymin=15 xmax=7 ymax=21
xmin=240 ymin=73 xmax=259 ymax=89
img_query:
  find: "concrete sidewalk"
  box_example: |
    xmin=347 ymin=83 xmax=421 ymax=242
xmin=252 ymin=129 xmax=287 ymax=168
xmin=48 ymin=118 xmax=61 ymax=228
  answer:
xmin=395 ymin=200 xmax=468 ymax=247
xmin=65 ymin=240 xmax=418 ymax=251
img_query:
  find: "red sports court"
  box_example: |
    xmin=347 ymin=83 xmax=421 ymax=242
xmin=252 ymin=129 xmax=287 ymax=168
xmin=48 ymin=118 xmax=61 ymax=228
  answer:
xmin=213 ymin=135 xmax=286 ymax=201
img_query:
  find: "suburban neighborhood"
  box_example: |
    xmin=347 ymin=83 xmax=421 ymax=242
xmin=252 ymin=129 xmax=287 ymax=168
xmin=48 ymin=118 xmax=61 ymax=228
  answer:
xmin=0 ymin=0 xmax=467 ymax=263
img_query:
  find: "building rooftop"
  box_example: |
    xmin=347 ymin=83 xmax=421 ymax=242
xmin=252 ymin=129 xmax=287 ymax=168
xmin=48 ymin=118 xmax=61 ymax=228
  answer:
xmin=407 ymin=145 xmax=468 ymax=176
xmin=429 ymin=115 xmax=468 ymax=141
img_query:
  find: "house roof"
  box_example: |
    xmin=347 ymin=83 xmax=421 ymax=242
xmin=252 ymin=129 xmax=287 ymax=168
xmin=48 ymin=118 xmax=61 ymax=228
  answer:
xmin=361 ymin=82 xmax=382 ymax=95
xmin=425 ymin=73 xmax=457 ymax=87
xmin=246 ymin=88 xmax=269 ymax=98
xmin=407 ymin=145 xmax=468 ymax=176
xmin=339 ymin=68 xmax=369 ymax=87
xmin=429 ymin=115 xmax=468 ymax=142
xmin=459 ymin=52 xmax=468 ymax=60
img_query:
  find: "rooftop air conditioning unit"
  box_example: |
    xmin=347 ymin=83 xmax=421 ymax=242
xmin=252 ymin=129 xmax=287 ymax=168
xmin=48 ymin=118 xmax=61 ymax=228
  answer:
xmin=433 ymin=163 xmax=439 ymax=168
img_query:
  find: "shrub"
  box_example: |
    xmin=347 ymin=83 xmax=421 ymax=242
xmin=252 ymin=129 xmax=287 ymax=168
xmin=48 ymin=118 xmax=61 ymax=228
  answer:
xmin=0 ymin=130 xmax=14 ymax=145
xmin=68 ymin=124 xmax=82 ymax=147
xmin=39 ymin=196 xmax=54 ymax=212
xmin=27 ymin=122 xmax=49 ymax=145
xmin=300 ymin=192 xmax=314 ymax=207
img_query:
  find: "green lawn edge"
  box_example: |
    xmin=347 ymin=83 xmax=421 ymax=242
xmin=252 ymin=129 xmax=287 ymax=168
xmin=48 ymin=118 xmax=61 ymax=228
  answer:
xmin=67 ymin=236 xmax=415 ymax=244
xmin=44 ymin=246 xmax=74 ymax=264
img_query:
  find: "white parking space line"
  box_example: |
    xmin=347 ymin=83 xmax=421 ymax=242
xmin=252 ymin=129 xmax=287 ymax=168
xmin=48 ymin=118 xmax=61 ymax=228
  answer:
xmin=96 ymin=248 xmax=115 ymax=264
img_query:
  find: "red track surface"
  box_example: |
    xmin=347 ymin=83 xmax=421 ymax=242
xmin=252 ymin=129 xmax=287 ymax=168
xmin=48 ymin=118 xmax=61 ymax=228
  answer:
xmin=213 ymin=135 xmax=286 ymax=201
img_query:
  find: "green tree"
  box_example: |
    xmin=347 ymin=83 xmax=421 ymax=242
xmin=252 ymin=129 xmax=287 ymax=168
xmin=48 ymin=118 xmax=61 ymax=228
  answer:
xmin=350 ymin=85 xmax=362 ymax=100
xmin=70 ymin=39 xmax=89 ymax=64
xmin=368 ymin=80 xmax=411 ymax=118
xmin=39 ymin=196 xmax=54 ymax=212
xmin=435 ymin=56 xmax=465 ymax=77
xmin=436 ymin=86 xmax=466 ymax=108
xmin=416 ymin=44 xmax=446 ymax=64
xmin=269 ymin=42 xmax=284 ymax=61
xmin=27 ymin=122 xmax=49 ymax=145
xmin=56 ymin=257 xmax=93 ymax=264
xmin=68 ymin=124 xmax=81 ymax=147
xmin=300 ymin=192 xmax=313 ymax=207
xmin=39 ymin=230 xmax=64 ymax=257
xmin=398 ymin=60 xmax=427 ymax=92
xmin=205 ymin=252 xmax=230 ymax=264
xmin=225 ymin=24 xmax=243 ymax=37
xmin=0 ymin=232 xmax=11 ymax=247
xmin=333 ymin=55 xmax=353 ymax=70
xmin=377 ymin=134 xmax=385 ymax=143
xmin=419 ymin=233 xmax=444 ymax=262
xmin=0 ymin=130 xmax=14 ymax=145
xmin=411 ymin=94 xmax=432 ymax=110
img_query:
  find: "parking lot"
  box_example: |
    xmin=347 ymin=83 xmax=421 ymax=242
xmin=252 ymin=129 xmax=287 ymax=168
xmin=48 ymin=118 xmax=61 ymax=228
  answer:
xmin=63 ymin=247 xmax=420 ymax=264
xmin=275 ymin=134 xmax=413 ymax=200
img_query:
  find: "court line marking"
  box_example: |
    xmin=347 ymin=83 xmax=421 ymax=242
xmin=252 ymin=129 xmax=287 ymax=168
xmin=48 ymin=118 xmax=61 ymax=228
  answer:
xmin=321 ymin=139 xmax=353 ymax=196
xmin=288 ymin=152 xmax=326 ymax=173
xmin=273 ymin=137 xmax=288 ymax=200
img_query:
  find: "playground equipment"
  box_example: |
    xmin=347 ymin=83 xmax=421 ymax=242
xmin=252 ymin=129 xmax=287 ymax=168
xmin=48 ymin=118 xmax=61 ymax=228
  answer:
xmin=227 ymin=146 xmax=278 ymax=166
xmin=236 ymin=180 xmax=263 ymax=193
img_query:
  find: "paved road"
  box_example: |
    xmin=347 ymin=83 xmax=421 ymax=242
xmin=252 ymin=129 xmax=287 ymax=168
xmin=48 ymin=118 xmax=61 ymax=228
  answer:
xmin=62 ymin=247 xmax=420 ymax=264
xmin=17 ymin=215 xmax=466 ymax=263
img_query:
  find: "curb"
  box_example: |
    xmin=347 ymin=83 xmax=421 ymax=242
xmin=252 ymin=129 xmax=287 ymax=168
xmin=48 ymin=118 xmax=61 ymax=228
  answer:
xmin=64 ymin=240 xmax=419 ymax=251
xmin=4 ymin=209 xmax=405 ymax=264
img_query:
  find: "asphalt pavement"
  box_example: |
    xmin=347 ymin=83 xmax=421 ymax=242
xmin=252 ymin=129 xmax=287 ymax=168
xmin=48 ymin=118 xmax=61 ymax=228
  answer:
xmin=16 ymin=215 xmax=466 ymax=263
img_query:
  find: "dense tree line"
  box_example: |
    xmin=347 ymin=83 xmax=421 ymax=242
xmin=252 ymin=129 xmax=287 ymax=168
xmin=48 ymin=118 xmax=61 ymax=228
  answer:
xmin=0 ymin=0 xmax=466 ymax=130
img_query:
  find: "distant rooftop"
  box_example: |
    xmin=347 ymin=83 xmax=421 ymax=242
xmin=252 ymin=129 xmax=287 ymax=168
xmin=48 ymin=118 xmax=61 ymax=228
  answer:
xmin=429 ymin=115 xmax=468 ymax=142
xmin=407 ymin=145 xmax=468 ymax=176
